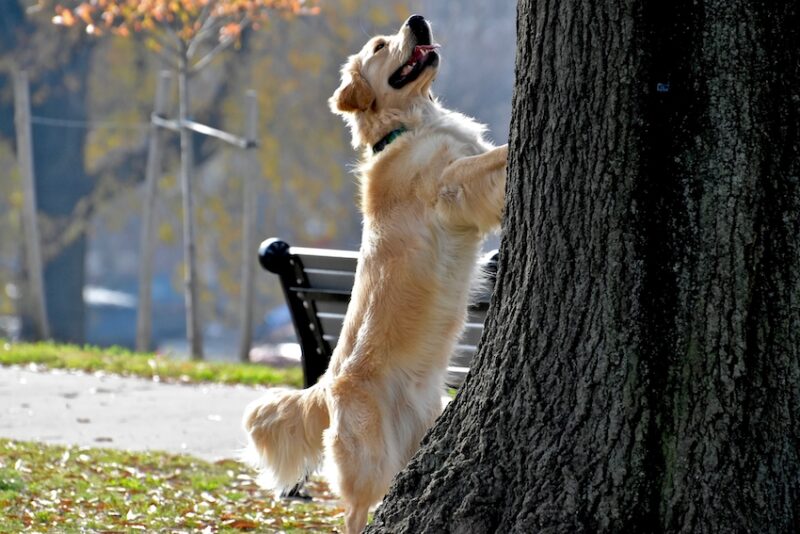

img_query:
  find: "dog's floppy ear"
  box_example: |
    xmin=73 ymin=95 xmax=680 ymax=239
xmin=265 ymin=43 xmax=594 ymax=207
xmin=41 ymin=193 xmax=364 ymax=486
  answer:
xmin=329 ymin=70 xmax=375 ymax=114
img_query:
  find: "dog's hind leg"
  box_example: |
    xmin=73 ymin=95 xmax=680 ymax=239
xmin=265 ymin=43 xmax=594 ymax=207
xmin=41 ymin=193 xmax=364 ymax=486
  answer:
xmin=324 ymin=381 xmax=394 ymax=533
xmin=326 ymin=426 xmax=386 ymax=533
xmin=436 ymin=144 xmax=508 ymax=233
xmin=345 ymin=502 xmax=370 ymax=534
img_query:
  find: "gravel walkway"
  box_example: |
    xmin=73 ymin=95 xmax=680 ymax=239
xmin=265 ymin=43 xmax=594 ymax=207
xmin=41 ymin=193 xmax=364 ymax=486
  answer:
xmin=0 ymin=365 xmax=272 ymax=461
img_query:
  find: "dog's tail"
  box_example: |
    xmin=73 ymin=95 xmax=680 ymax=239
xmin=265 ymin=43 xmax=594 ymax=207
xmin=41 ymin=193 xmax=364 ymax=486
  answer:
xmin=242 ymin=383 xmax=329 ymax=491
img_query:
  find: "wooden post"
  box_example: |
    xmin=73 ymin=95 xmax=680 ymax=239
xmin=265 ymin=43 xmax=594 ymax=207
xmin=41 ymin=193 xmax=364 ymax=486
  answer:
xmin=13 ymin=69 xmax=50 ymax=340
xmin=136 ymin=71 xmax=172 ymax=353
xmin=238 ymin=91 xmax=259 ymax=362
xmin=178 ymin=50 xmax=204 ymax=361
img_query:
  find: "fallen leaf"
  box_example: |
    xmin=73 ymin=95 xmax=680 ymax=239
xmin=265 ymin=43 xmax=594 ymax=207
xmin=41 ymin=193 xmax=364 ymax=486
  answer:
xmin=225 ymin=518 xmax=259 ymax=529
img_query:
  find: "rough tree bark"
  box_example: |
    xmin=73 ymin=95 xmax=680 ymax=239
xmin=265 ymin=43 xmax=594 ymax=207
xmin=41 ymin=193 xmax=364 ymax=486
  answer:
xmin=367 ymin=1 xmax=799 ymax=532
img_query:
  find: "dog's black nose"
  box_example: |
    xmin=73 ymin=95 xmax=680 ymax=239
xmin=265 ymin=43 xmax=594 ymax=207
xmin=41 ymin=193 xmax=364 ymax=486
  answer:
xmin=405 ymin=14 xmax=432 ymax=45
xmin=406 ymin=14 xmax=426 ymax=28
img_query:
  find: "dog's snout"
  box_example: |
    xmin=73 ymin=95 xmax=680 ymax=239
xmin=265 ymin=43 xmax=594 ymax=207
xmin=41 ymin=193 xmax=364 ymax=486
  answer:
xmin=404 ymin=14 xmax=432 ymax=46
xmin=406 ymin=14 xmax=426 ymax=27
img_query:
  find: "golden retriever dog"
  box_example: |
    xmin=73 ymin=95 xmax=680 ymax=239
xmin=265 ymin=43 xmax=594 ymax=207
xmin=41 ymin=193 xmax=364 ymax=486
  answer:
xmin=243 ymin=14 xmax=507 ymax=533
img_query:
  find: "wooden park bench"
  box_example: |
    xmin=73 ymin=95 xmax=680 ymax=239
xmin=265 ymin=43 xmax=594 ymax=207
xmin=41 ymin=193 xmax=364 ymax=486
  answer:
xmin=257 ymin=238 xmax=498 ymax=389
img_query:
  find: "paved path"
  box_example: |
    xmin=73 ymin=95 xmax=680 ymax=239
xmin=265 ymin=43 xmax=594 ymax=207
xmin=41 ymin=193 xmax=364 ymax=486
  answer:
xmin=0 ymin=365 xmax=273 ymax=461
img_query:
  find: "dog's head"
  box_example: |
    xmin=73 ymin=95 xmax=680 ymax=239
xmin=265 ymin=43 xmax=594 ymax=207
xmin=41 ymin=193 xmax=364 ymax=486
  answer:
xmin=330 ymin=15 xmax=440 ymax=145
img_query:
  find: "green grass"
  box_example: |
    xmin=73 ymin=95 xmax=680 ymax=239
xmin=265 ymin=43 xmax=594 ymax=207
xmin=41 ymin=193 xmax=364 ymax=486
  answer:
xmin=0 ymin=341 xmax=303 ymax=388
xmin=0 ymin=439 xmax=343 ymax=532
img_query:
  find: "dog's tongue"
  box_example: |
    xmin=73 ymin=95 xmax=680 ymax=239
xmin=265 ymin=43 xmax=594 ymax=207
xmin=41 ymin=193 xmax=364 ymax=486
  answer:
xmin=409 ymin=44 xmax=440 ymax=63
xmin=400 ymin=44 xmax=440 ymax=77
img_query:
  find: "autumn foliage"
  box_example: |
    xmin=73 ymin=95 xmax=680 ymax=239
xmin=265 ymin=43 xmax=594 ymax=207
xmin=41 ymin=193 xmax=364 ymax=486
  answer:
xmin=50 ymin=0 xmax=320 ymax=42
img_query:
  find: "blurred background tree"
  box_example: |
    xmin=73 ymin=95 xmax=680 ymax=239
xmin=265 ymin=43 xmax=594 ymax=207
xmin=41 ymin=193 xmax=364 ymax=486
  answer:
xmin=50 ymin=0 xmax=320 ymax=360
xmin=1 ymin=1 xmax=95 ymax=344
xmin=0 ymin=0 xmax=515 ymax=361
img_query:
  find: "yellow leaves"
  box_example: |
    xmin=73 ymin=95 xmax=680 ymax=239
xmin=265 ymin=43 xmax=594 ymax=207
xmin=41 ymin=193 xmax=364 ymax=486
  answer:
xmin=221 ymin=517 xmax=260 ymax=529
xmin=367 ymin=6 xmax=390 ymax=27
xmin=0 ymin=439 xmax=342 ymax=531
xmin=8 ymin=191 xmax=23 ymax=210
xmin=144 ymin=36 xmax=162 ymax=53
xmin=392 ymin=4 xmax=412 ymax=23
xmin=74 ymin=3 xmax=95 ymax=24
xmin=101 ymin=10 xmax=116 ymax=27
xmin=51 ymin=5 xmax=76 ymax=26
xmin=287 ymin=49 xmax=323 ymax=74
xmin=219 ymin=22 xmax=243 ymax=41
xmin=50 ymin=0 xmax=321 ymax=46
xmin=158 ymin=222 xmax=176 ymax=244
xmin=150 ymin=4 xmax=169 ymax=23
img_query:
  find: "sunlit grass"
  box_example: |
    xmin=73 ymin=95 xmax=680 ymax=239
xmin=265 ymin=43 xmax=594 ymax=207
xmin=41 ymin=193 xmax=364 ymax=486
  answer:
xmin=0 ymin=341 xmax=303 ymax=388
xmin=0 ymin=439 xmax=343 ymax=533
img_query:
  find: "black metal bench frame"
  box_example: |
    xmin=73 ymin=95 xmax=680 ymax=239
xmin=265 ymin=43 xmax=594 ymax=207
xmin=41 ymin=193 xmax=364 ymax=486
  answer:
xmin=258 ymin=238 xmax=497 ymax=389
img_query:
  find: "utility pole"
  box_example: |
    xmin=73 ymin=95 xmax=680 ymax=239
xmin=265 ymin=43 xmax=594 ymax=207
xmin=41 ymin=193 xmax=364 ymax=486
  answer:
xmin=238 ymin=91 xmax=259 ymax=362
xmin=13 ymin=69 xmax=50 ymax=341
xmin=136 ymin=70 xmax=172 ymax=353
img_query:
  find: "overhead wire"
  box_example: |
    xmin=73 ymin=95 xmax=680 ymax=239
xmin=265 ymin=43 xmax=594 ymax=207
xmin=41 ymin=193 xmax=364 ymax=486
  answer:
xmin=29 ymin=115 xmax=151 ymax=130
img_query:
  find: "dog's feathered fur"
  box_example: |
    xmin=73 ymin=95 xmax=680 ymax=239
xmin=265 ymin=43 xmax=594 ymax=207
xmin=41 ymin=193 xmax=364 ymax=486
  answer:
xmin=243 ymin=16 xmax=507 ymax=533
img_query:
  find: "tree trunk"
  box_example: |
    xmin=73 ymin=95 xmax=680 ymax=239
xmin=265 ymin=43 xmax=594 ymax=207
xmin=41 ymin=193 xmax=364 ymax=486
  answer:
xmin=27 ymin=46 xmax=93 ymax=345
xmin=179 ymin=49 xmax=204 ymax=360
xmin=1 ymin=3 xmax=94 ymax=344
xmin=136 ymin=70 xmax=172 ymax=353
xmin=13 ymin=69 xmax=50 ymax=340
xmin=367 ymin=1 xmax=800 ymax=532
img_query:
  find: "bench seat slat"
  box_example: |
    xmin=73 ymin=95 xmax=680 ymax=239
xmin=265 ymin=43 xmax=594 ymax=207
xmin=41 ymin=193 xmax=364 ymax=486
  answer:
xmin=450 ymin=348 xmax=477 ymax=367
xmin=461 ymin=324 xmax=483 ymax=346
xmin=467 ymin=308 xmax=488 ymax=324
xmin=317 ymin=312 xmax=346 ymax=338
xmin=315 ymin=300 xmax=350 ymax=315
xmin=291 ymin=289 xmax=491 ymax=311
xmin=445 ymin=367 xmax=469 ymax=388
xmin=320 ymin=327 xmax=478 ymax=365
xmin=316 ymin=312 xmax=483 ymax=348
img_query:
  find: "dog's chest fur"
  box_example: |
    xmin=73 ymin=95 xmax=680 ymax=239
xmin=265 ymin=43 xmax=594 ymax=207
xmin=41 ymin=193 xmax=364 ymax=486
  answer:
xmin=327 ymin=109 xmax=489 ymax=384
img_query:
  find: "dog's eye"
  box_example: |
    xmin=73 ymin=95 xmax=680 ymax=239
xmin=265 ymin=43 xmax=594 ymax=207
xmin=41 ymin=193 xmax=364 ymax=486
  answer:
xmin=373 ymin=42 xmax=386 ymax=54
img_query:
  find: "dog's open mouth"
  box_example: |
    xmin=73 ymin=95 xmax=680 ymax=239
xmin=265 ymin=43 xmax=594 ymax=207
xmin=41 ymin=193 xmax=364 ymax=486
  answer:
xmin=388 ymin=44 xmax=440 ymax=89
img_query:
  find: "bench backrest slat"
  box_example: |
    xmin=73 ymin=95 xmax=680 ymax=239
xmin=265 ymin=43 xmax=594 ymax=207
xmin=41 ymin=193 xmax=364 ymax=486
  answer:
xmin=259 ymin=238 xmax=496 ymax=388
xmin=304 ymin=269 xmax=357 ymax=292
xmin=314 ymin=300 xmax=351 ymax=315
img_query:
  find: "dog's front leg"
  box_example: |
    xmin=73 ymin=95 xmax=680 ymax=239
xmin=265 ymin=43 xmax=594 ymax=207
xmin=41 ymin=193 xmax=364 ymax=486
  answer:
xmin=436 ymin=144 xmax=508 ymax=232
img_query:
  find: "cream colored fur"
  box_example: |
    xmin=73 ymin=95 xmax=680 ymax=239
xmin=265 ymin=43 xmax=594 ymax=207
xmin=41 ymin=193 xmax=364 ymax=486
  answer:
xmin=242 ymin=385 xmax=328 ymax=490
xmin=243 ymin=16 xmax=507 ymax=534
